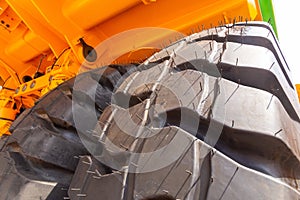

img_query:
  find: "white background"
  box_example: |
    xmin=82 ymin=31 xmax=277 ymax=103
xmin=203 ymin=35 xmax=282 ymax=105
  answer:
xmin=273 ymin=0 xmax=300 ymax=84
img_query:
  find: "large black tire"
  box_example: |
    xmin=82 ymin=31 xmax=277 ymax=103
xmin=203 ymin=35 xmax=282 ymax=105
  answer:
xmin=68 ymin=22 xmax=300 ymax=200
xmin=1 ymin=21 xmax=300 ymax=200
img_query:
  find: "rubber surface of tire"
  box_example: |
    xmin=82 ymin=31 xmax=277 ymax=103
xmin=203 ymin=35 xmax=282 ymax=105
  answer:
xmin=0 ymin=64 xmax=136 ymax=199
xmin=69 ymin=22 xmax=300 ymax=200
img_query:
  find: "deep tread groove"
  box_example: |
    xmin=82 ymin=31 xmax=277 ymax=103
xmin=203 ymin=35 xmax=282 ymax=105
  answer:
xmin=193 ymin=34 xmax=293 ymax=88
xmin=175 ymin=60 xmax=300 ymax=122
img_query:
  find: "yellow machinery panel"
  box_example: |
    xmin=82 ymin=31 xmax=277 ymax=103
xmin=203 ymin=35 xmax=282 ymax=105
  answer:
xmin=297 ymin=84 xmax=300 ymax=102
xmin=0 ymin=0 xmax=263 ymax=87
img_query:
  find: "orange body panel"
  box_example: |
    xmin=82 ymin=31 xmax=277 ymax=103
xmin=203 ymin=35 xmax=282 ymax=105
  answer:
xmin=297 ymin=84 xmax=300 ymax=102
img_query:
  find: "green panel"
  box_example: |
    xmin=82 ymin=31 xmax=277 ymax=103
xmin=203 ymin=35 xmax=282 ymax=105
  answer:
xmin=258 ymin=0 xmax=278 ymax=37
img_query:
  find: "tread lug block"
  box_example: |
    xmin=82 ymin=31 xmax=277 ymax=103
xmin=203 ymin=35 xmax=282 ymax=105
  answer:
xmin=72 ymin=65 xmax=138 ymax=124
xmin=69 ymin=156 xmax=123 ymax=200
xmin=0 ymin=152 xmax=69 ymax=200
xmin=9 ymin=109 xmax=32 ymax=132
xmin=88 ymin=66 xmax=121 ymax=86
xmin=132 ymin=127 xmax=300 ymax=199
xmin=73 ymin=74 xmax=103 ymax=113
xmin=108 ymin=64 xmax=138 ymax=76
xmin=34 ymin=89 xmax=75 ymax=128
xmin=10 ymin=116 xmax=88 ymax=171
